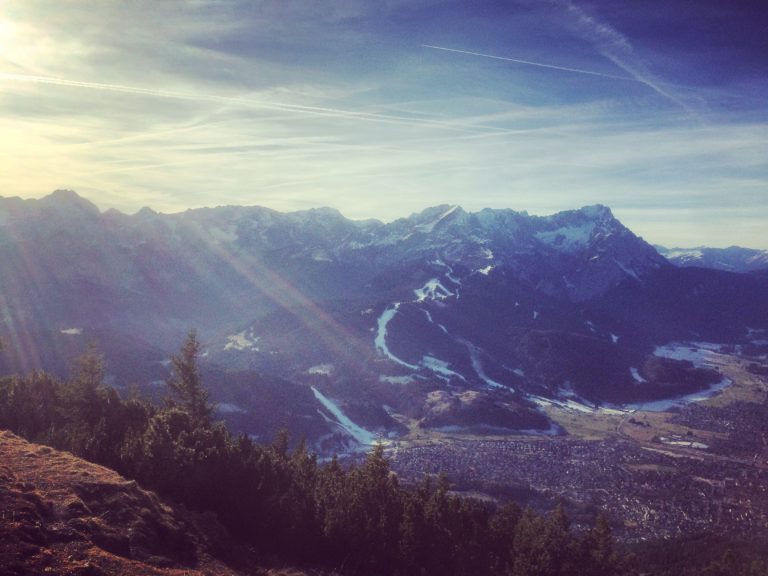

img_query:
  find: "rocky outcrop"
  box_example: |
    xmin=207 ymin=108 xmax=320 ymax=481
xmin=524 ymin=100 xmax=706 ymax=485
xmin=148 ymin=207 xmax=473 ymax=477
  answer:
xmin=0 ymin=430 xmax=242 ymax=575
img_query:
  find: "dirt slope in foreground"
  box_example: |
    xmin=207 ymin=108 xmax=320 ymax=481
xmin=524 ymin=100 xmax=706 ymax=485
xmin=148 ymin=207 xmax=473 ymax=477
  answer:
xmin=0 ymin=430 xmax=310 ymax=576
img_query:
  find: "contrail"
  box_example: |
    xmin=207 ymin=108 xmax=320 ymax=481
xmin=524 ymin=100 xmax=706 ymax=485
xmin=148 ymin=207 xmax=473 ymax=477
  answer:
xmin=0 ymin=72 xmax=497 ymax=135
xmin=422 ymin=44 xmax=638 ymax=82
xmin=557 ymin=0 xmax=697 ymax=116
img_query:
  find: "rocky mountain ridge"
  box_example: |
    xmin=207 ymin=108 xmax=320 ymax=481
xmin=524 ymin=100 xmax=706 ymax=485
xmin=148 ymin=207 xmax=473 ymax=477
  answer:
xmin=1 ymin=191 xmax=767 ymax=452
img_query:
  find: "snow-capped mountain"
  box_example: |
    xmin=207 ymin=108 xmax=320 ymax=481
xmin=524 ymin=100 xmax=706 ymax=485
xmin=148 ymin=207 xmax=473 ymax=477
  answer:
xmin=2 ymin=191 xmax=767 ymax=451
xmin=656 ymin=245 xmax=768 ymax=273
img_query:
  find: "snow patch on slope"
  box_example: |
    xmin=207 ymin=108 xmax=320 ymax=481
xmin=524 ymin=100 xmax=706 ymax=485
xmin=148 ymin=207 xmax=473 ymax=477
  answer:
xmin=308 ymin=364 xmax=334 ymax=375
xmin=417 ymin=205 xmax=459 ymax=233
xmin=462 ymin=340 xmax=511 ymax=390
xmin=380 ymin=375 xmax=415 ymax=385
xmin=433 ymin=259 xmax=461 ymax=285
xmin=614 ymin=258 xmax=641 ymax=280
xmin=311 ymin=249 xmax=333 ymax=262
xmin=666 ymin=249 xmax=703 ymax=260
xmin=630 ymin=367 xmax=646 ymax=383
xmin=375 ymin=304 xmax=419 ymax=369
xmin=414 ymin=278 xmax=454 ymax=302
xmin=224 ymin=329 xmax=260 ymax=351
xmin=312 ymin=387 xmax=378 ymax=446
xmin=217 ymin=403 xmax=246 ymax=414
xmin=535 ymin=222 xmax=596 ymax=252
xmin=422 ymin=355 xmax=467 ymax=382
xmin=422 ymin=309 xmax=449 ymax=334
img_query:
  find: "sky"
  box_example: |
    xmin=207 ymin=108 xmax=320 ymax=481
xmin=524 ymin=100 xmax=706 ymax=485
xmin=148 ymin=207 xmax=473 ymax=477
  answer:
xmin=0 ymin=0 xmax=766 ymax=248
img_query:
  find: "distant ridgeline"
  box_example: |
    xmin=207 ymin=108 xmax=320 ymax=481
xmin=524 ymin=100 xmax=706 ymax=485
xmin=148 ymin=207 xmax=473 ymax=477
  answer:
xmin=1 ymin=190 xmax=768 ymax=450
xmin=656 ymin=245 xmax=768 ymax=273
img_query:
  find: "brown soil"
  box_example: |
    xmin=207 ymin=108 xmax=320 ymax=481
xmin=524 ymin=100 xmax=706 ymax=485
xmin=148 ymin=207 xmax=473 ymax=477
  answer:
xmin=0 ymin=430 xmax=312 ymax=576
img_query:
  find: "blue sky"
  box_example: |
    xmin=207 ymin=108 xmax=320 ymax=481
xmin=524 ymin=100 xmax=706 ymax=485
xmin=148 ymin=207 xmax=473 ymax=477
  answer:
xmin=0 ymin=0 xmax=766 ymax=247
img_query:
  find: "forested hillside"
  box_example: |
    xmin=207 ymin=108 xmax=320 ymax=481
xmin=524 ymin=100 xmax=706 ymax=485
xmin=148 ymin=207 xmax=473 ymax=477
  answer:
xmin=3 ymin=334 xmax=767 ymax=575
xmin=0 ymin=333 xmax=629 ymax=576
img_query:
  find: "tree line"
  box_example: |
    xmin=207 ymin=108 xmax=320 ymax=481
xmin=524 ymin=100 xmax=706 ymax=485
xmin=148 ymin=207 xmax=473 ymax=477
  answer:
xmin=3 ymin=331 xmax=633 ymax=575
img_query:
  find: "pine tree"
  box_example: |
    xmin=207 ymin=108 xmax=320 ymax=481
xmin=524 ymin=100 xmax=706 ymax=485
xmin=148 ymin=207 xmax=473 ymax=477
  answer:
xmin=67 ymin=342 xmax=106 ymax=425
xmin=583 ymin=513 xmax=621 ymax=576
xmin=489 ymin=501 xmax=523 ymax=574
xmin=166 ymin=329 xmax=212 ymax=426
xmin=63 ymin=344 xmax=109 ymax=458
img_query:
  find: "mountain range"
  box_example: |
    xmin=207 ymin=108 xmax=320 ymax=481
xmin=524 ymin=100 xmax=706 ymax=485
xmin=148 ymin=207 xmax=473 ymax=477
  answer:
xmin=2 ymin=191 xmax=767 ymax=452
xmin=656 ymin=245 xmax=768 ymax=273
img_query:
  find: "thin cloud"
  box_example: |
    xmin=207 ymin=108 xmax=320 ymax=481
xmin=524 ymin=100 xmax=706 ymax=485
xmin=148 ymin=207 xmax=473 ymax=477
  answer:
xmin=558 ymin=0 xmax=697 ymax=116
xmin=422 ymin=44 xmax=638 ymax=82
xmin=0 ymin=72 xmax=506 ymax=135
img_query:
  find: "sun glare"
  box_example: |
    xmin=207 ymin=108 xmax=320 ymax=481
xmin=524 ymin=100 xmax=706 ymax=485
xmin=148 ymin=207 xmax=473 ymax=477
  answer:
xmin=0 ymin=16 xmax=28 ymax=69
xmin=0 ymin=17 xmax=15 ymax=54
xmin=0 ymin=16 xmax=62 ymax=73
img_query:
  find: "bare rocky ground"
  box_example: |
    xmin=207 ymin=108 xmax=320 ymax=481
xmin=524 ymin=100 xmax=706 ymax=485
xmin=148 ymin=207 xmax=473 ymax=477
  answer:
xmin=0 ymin=430 xmax=313 ymax=576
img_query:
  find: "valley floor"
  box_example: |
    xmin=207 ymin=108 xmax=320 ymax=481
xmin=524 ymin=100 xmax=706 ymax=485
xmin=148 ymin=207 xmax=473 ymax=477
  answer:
xmin=386 ymin=352 xmax=768 ymax=542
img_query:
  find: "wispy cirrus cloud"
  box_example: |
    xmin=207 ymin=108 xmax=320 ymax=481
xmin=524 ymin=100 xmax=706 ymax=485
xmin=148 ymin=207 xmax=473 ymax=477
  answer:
xmin=0 ymin=71 xmax=502 ymax=134
xmin=556 ymin=0 xmax=698 ymax=116
xmin=0 ymin=0 xmax=766 ymax=248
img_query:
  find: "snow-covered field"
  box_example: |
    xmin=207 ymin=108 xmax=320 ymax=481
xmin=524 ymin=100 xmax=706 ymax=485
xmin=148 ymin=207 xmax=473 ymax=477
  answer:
xmin=653 ymin=342 xmax=722 ymax=368
xmin=529 ymin=394 xmax=626 ymax=416
xmin=610 ymin=342 xmax=732 ymax=411
xmin=659 ymin=436 xmax=708 ymax=450
xmin=623 ymin=377 xmax=731 ymax=412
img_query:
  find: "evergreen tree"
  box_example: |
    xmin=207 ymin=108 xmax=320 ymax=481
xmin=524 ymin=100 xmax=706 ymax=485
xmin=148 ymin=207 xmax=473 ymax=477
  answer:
xmin=583 ymin=513 xmax=622 ymax=576
xmin=489 ymin=501 xmax=523 ymax=574
xmin=166 ymin=329 xmax=213 ymax=426
xmin=62 ymin=344 xmax=119 ymax=461
xmin=65 ymin=343 xmax=106 ymax=425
